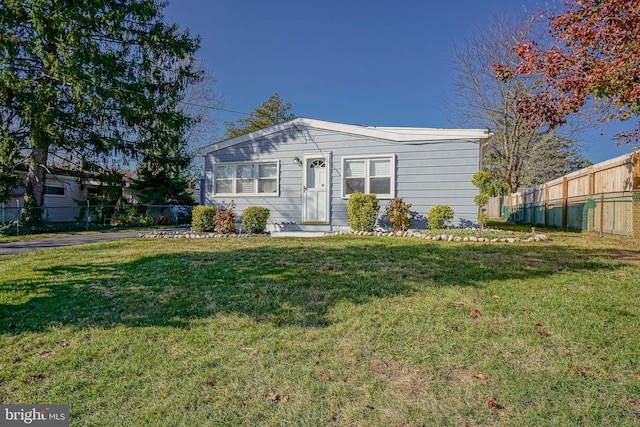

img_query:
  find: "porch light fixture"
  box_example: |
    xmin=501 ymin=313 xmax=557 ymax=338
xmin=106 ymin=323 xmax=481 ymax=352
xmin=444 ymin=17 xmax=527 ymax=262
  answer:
xmin=293 ymin=157 xmax=302 ymax=166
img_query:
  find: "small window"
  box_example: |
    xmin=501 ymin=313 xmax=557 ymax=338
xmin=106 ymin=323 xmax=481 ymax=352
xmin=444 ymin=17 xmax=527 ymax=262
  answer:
xmin=213 ymin=162 xmax=279 ymax=196
xmin=342 ymin=156 xmax=394 ymax=198
xmin=12 ymin=186 xmax=26 ymax=197
xmin=44 ymin=185 xmax=65 ymax=196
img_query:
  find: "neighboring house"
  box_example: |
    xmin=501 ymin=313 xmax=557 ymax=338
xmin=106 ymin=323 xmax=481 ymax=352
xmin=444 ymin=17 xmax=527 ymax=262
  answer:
xmin=4 ymin=168 xmax=137 ymax=223
xmin=199 ymin=118 xmax=491 ymax=231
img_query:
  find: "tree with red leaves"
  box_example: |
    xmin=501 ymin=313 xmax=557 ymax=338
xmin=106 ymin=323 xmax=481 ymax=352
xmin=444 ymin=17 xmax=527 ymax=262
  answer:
xmin=495 ymin=0 xmax=640 ymax=144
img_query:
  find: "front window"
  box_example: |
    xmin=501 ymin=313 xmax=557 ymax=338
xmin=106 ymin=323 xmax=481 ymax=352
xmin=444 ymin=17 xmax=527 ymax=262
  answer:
xmin=258 ymin=163 xmax=278 ymax=193
xmin=215 ymin=165 xmax=234 ymax=194
xmin=342 ymin=156 xmax=394 ymax=198
xmin=213 ymin=162 xmax=279 ymax=196
xmin=344 ymin=160 xmax=365 ymax=194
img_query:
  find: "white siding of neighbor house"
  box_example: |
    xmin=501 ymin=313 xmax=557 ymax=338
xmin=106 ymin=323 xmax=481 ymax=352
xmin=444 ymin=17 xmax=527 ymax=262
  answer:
xmin=203 ymin=123 xmax=481 ymax=231
xmin=43 ymin=176 xmax=86 ymax=222
xmin=6 ymin=175 xmax=139 ymax=223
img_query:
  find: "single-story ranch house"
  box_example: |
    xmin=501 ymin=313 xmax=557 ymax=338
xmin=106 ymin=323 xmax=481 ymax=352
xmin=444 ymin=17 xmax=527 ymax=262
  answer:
xmin=4 ymin=168 xmax=137 ymax=223
xmin=199 ymin=118 xmax=491 ymax=232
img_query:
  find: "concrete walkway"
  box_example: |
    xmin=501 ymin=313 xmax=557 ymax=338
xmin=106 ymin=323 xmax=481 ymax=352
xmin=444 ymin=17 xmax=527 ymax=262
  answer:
xmin=0 ymin=230 xmax=145 ymax=256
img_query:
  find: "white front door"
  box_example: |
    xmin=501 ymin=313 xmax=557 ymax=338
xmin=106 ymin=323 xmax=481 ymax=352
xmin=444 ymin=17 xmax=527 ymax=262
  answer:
xmin=303 ymin=157 xmax=328 ymax=223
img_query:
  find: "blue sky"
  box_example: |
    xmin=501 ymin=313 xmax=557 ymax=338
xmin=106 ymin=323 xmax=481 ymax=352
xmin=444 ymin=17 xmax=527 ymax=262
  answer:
xmin=164 ymin=0 xmax=634 ymax=163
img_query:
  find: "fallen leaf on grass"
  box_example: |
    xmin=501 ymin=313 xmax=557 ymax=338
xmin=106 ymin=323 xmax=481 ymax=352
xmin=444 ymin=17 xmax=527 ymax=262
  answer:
xmin=563 ymin=348 xmax=571 ymax=355
xmin=207 ymin=380 xmax=215 ymax=387
xmin=265 ymin=392 xmax=279 ymax=402
xmin=39 ymin=351 xmax=51 ymax=357
xmin=365 ymin=405 xmax=376 ymax=410
xmin=473 ymin=374 xmax=488 ymax=384
xmin=521 ymin=309 xmax=530 ymax=314
xmin=535 ymin=323 xmax=544 ymax=327
xmin=281 ymin=394 xmax=290 ymax=403
xmin=31 ymin=373 xmax=44 ymax=381
xmin=60 ymin=341 xmax=70 ymax=348
xmin=470 ymin=308 xmax=481 ymax=319
xmin=634 ymin=373 xmax=640 ymax=380
xmin=486 ymin=399 xmax=504 ymax=410
xmin=321 ymin=373 xmax=331 ymax=381
xmin=254 ymin=294 xmax=260 ymax=299
xmin=601 ymin=357 xmax=610 ymax=361
xmin=572 ymin=366 xmax=594 ymax=377
xmin=631 ymin=400 xmax=640 ymax=411
xmin=537 ymin=330 xmax=549 ymax=337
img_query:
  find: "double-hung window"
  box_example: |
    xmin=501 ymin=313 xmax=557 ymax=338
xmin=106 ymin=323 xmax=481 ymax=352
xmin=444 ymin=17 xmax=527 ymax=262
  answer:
xmin=342 ymin=155 xmax=394 ymax=198
xmin=213 ymin=162 xmax=279 ymax=196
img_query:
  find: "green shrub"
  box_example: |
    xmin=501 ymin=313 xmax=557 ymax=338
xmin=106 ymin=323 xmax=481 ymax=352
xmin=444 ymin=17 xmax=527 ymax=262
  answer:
xmin=474 ymin=193 xmax=490 ymax=207
xmin=385 ymin=197 xmax=412 ymax=232
xmin=347 ymin=193 xmax=380 ymax=232
xmin=427 ymin=205 xmax=455 ymax=229
xmin=242 ymin=206 xmax=270 ymax=233
xmin=477 ymin=212 xmax=489 ymax=229
xmin=110 ymin=206 xmax=138 ymax=226
xmin=213 ymin=202 xmax=236 ymax=234
xmin=191 ymin=206 xmax=217 ymax=232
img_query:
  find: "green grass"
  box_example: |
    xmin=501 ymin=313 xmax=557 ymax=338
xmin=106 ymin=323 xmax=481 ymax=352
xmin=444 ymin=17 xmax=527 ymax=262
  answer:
xmin=1 ymin=235 xmax=639 ymax=426
xmin=0 ymin=225 xmax=177 ymax=243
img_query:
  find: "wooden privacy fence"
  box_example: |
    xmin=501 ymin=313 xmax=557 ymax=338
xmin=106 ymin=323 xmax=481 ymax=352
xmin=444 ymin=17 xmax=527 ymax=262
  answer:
xmin=490 ymin=153 xmax=640 ymax=237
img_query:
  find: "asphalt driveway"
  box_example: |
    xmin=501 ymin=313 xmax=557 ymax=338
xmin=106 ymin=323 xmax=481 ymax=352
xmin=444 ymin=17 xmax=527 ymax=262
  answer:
xmin=0 ymin=231 xmax=144 ymax=256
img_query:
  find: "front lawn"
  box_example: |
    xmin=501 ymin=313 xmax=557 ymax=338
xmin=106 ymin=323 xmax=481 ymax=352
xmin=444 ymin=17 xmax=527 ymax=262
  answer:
xmin=1 ymin=235 xmax=639 ymax=426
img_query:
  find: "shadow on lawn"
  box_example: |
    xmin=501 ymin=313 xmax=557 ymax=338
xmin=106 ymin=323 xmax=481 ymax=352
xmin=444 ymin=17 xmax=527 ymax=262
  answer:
xmin=0 ymin=238 xmax=627 ymax=334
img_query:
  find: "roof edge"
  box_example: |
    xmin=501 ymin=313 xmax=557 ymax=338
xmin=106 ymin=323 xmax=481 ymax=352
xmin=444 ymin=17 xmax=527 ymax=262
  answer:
xmin=198 ymin=117 xmax=491 ymax=155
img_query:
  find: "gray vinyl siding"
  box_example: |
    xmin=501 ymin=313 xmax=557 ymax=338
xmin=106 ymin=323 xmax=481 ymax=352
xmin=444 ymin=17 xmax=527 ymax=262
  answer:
xmin=204 ymin=125 xmax=480 ymax=230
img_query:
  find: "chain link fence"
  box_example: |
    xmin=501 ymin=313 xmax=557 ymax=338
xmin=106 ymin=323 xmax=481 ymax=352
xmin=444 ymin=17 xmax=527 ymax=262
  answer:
xmin=0 ymin=203 xmax=194 ymax=236
xmin=501 ymin=192 xmax=639 ymax=237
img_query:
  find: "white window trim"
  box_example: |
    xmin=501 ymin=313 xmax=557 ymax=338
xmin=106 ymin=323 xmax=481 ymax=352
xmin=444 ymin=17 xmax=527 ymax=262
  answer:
xmin=212 ymin=161 xmax=280 ymax=197
xmin=341 ymin=154 xmax=396 ymax=199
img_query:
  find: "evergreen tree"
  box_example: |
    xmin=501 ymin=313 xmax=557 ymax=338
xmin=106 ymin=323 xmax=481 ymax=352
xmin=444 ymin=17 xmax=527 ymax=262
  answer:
xmin=224 ymin=93 xmax=294 ymax=139
xmin=0 ymin=0 xmax=201 ymax=211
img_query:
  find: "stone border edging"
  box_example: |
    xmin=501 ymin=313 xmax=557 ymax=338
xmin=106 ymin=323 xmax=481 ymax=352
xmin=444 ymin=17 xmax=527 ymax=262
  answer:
xmin=137 ymin=229 xmax=549 ymax=243
xmin=333 ymin=230 xmax=549 ymax=243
